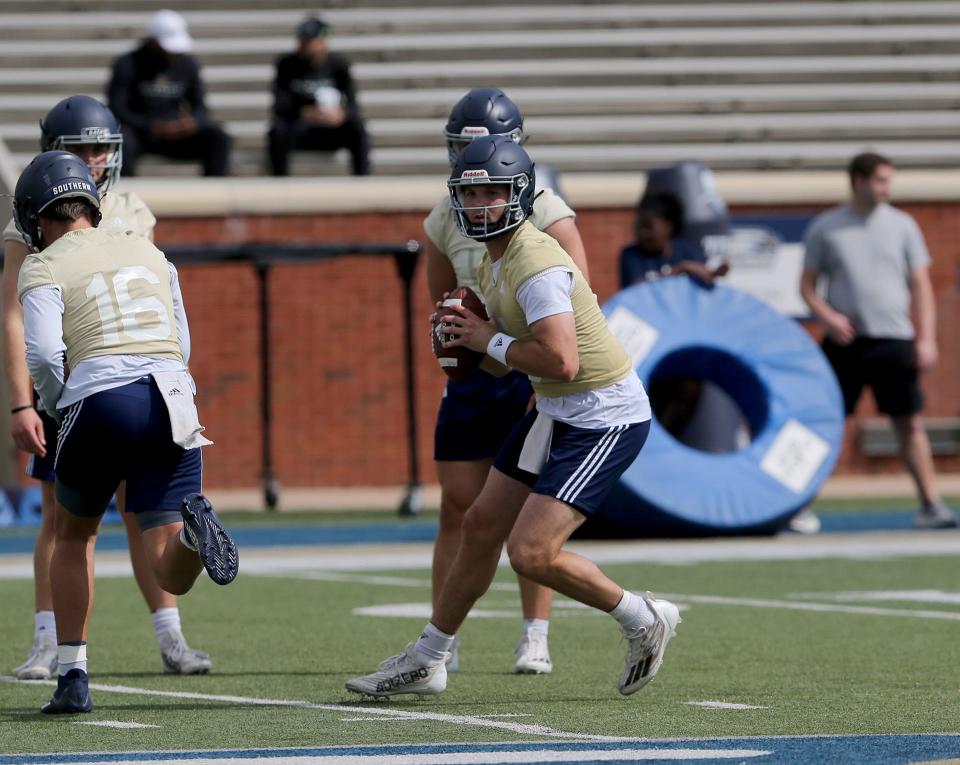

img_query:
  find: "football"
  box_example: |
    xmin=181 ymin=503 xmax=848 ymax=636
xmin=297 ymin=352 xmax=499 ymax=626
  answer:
xmin=432 ymin=286 xmax=489 ymax=382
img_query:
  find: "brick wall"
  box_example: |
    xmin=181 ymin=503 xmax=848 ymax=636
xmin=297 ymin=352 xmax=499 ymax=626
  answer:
xmin=157 ymin=201 xmax=960 ymax=489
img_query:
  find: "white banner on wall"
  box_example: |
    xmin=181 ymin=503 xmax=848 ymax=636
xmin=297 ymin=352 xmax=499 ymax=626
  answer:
xmin=705 ymin=214 xmax=815 ymax=318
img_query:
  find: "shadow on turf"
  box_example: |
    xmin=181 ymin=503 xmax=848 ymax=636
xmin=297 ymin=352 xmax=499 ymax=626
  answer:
xmin=1 ymin=701 xmax=278 ymax=720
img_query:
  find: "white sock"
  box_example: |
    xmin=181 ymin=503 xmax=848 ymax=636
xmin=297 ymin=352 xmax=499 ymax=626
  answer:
xmin=152 ymin=608 xmax=182 ymax=643
xmin=58 ymin=642 xmax=87 ymax=676
xmin=35 ymin=610 xmax=56 ymax=641
xmin=609 ymin=590 xmax=656 ymax=632
xmin=414 ymin=622 xmax=455 ymax=667
xmin=523 ymin=618 xmax=549 ymax=637
xmin=179 ymin=526 xmax=197 ymax=551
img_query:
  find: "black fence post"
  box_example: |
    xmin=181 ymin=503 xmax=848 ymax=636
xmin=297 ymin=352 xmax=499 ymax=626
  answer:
xmin=394 ymin=240 xmax=423 ymax=517
xmin=256 ymin=260 xmax=280 ymax=510
xmin=155 ymin=241 xmax=423 ymax=514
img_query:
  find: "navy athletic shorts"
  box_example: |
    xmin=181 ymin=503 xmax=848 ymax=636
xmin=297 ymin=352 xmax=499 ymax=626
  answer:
xmin=822 ymin=337 xmax=923 ymax=417
xmin=494 ymin=409 xmax=651 ymax=517
xmin=54 ymin=377 xmax=201 ymax=530
xmin=434 ymin=368 xmax=533 ymax=462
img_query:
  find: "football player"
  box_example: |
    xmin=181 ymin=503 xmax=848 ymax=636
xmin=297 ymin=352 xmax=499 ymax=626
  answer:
xmin=347 ymin=136 xmax=679 ymax=699
xmin=14 ymin=151 xmax=238 ymax=714
xmin=424 ymin=88 xmax=590 ymax=675
xmin=2 ymin=96 xmax=212 ymax=679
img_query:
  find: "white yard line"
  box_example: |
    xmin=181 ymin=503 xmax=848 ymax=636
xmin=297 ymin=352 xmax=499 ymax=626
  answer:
xmin=260 ymin=570 xmax=521 ymax=592
xmin=5 ymin=749 xmax=772 ymax=764
xmin=0 ymin=676 xmax=628 ymax=743
xmin=685 ymin=701 xmax=768 ymax=710
xmin=73 ymin=720 xmax=160 ymax=729
xmin=338 ymin=717 xmax=422 ymax=723
xmin=663 ymin=593 xmax=960 ymax=621
xmin=4 ymin=532 xmax=960 ymax=582
xmin=248 ymin=568 xmax=960 ymax=623
xmin=792 ymin=589 xmax=960 ymax=605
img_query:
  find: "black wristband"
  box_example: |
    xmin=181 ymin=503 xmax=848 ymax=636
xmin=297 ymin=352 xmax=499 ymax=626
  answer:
xmin=10 ymin=404 xmax=33 ymax=415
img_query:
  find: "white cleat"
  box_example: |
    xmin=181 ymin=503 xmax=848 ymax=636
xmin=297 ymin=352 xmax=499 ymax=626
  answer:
xmin=345 ymin=644 xmax=447 ymax=698
xmin=445 ymin=636 xmax=460 ymax=673
xmin=914 ymin=501 xmax=958 ymax=529
xmin=787 ymin=508 xmax=821 ymax=535
xmin=514 ymin=629 xmax=553 ymax=674
xmin=618 ymin=594 xmax=681 ymax=696
xmin=13 ymin=634 xmax=58 ymax=680
xmin=159 ymin=630 xmax=212 ymax=675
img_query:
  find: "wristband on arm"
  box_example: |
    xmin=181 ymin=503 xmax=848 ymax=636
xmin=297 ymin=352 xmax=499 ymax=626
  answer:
xmin=486 ymin=332 xmax=516 ymax=366
xmin=10 ymin=404 xmax=33 ymax=414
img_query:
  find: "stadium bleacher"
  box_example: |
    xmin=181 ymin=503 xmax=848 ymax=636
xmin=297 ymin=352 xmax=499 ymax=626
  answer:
xmin=2 ymin=1 xmax=960 ymax=176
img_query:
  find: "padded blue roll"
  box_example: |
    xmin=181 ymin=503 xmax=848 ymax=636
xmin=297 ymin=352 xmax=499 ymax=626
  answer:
xmin=598 ymin=278 xmax=844 ymax=536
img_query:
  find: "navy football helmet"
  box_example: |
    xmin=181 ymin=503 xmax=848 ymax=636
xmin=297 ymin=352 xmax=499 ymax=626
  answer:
xmin=448 ymin=135 xmax=536 ymax=242
xmin=443 ymin=88 xmax=525 ymax=166
xmin=14 ymin=151 xmax=102 ymax=252
xmin=40 ymin=96 xmax=123 ymax=194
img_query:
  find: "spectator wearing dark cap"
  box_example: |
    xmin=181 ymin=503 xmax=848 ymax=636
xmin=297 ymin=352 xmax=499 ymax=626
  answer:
xmin=107 ymin=9 xmax=231 ymax=176
xmin=267 ymin=16 xmax=370 ymax=176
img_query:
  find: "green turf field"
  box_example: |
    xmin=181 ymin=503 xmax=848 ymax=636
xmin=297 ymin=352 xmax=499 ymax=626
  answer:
xmin=2 ymin=542 xmax=958 ymax=754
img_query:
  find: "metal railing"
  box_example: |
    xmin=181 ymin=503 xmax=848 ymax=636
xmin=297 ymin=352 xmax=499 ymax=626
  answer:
xmin=0 ymin=235 xmax=425 ymax=516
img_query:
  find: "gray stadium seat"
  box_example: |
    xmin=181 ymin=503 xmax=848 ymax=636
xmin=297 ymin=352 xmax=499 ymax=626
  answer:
xmin=3 ymin=1 xmax=960 ymax=177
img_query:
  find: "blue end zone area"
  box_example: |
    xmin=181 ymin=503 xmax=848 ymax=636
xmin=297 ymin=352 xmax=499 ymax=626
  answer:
xmin=817 ymin=509 xmax=926 ymax=533
xmin=0 ymin=509 xmax=934 ymax=555
xmin=0 ymin=520 xmax=440 ymax=554
xmin=3 ymin=735 xmax=959 ymax=764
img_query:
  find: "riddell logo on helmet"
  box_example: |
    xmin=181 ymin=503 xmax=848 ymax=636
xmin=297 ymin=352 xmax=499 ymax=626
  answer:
xmin=461 ymin=170 xmax=489 ymax=178
xmin=460 ymin=126 xmax=489 ymax=137
xmin=80 ymin=127 xmax=111 ymax=140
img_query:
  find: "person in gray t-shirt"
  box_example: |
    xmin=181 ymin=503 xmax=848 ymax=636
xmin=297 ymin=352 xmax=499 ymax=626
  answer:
xmin=800 ymin=152 xmax=956 ymax=529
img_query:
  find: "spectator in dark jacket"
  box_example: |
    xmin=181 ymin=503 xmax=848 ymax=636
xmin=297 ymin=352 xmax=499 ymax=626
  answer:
xmin=268 ymin=16 xmax=370 ymax=176
xmin=107 ymin=10 xmax=231 ymax=176
xmin=618 ymin=192 xmax=727 ymax=288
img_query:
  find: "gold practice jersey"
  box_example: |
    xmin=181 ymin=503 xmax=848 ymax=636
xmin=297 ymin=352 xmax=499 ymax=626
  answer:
xmin=18 ymin=227 xmax=182 ymax=368
xmin=3 ymin=189 xmax=156 ymax=245
xmin=478 ymin=221 xmax=632 ymax=398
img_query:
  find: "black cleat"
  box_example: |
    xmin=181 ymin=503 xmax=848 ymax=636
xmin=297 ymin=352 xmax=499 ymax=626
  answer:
xmin=41 ymin=669 xmax=93 ymax=714
xmin=181 ymin=493 xmax=239 ymax=585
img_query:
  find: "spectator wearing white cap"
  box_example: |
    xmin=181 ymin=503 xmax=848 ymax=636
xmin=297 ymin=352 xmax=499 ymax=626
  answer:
xmin=106 ymin=10 xmax=231 ymax=176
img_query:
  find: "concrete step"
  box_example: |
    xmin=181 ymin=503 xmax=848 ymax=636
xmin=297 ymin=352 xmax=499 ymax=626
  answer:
xmin=0 ymin=0 xmax=566 ymax=9
xmin=3 ymin=55 xmax=960 ymax=95
xmin=4 ymin=83 xmax=960 ymax=123
xmin=13 ymin=138 xmax=960 ymax=177
xmin=3 ymin=25 xmax=960 ymax=68
xmin=8 ymin=110 xmax=960 ymax=152
xmin=4 ymin=4 xmax=960 ymax=38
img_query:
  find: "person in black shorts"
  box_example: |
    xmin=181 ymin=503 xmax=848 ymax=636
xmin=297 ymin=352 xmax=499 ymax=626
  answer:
xmin=801 ymin=152 xmax=956 ymax=528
